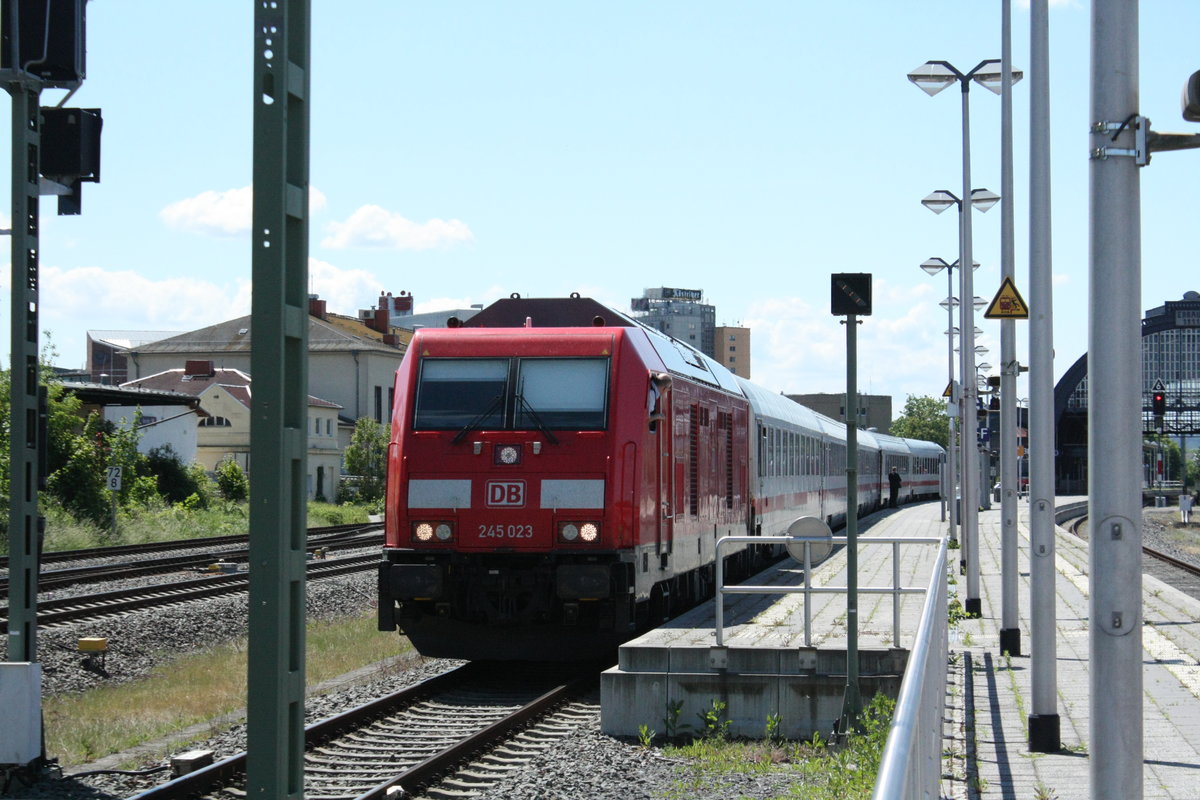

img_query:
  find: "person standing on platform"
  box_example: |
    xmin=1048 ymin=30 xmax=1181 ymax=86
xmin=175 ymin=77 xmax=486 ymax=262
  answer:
xmin=888 ymin=466 xmax=902 ymax=508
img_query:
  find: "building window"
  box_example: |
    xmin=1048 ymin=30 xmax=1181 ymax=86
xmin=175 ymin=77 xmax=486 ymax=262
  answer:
xmin=326 ymin=419 xmax=332 ymax=436
xmin=199 ymin=416 xmax=231 ymax=427
xmin=374 ymin=386 xmax=383 ymax=423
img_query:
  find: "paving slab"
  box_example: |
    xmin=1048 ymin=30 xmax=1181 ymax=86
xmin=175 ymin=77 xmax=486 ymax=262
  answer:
xmin=943 ymin=496 xmax=1200 ymax=799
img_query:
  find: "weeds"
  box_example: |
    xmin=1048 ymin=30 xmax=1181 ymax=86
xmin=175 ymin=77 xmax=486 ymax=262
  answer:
xmin=664 ymin=699 xmax=685 ymax=739
xmin=638 ymin=723 xmax=655 ymax=748
xmin=1034 ymin=782 xmax=1059 ymax=800
xmin=697 ymin=698 xmax=731 ymax=739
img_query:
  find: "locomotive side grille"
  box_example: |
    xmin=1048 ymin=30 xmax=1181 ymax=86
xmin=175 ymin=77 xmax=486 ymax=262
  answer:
xmin=688 ymin=404 xmax=699 ymax=516
xmin=724 ymin=413 xmax=734 ymax=509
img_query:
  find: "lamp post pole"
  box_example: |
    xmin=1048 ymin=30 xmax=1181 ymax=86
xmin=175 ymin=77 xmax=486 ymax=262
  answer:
xmin=911 ymin=58 xmax=1019 ymax=616
xmin=921 ymin=256 xmax=967 ymax=545
xmin=1027 ymin=2 xmax=1060 ymax=748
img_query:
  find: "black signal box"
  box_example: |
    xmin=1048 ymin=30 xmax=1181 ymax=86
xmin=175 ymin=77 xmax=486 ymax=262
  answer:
xmin=831 ymin=273 xmax=873 ymax=316
xmin=1 ymin=0 xmax=87 ymax=88
xmin=41 ymin=107 xmax=101 ymax=180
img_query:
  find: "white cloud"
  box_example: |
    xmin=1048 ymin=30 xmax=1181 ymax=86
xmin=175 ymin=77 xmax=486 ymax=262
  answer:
xmin=321 ymin=204 xmax=474 ymax=250
xmin=160 ymin=185 xmax=327 ymax=237
xmin=744 ymin=283 xmax=953 ymax=407
xmin=308 ymin=257 xmax=385 ymax=312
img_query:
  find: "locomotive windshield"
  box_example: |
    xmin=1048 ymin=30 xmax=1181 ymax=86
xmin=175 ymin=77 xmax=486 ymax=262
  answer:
xmin=414 ymin=357 xmax=609 ymax=431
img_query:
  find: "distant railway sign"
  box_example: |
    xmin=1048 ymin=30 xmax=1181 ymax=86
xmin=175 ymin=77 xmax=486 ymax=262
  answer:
xmin=984 ymin=276 xmax=1029 ymax=319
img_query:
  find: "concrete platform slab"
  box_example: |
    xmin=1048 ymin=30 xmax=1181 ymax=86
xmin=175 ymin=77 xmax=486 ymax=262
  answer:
xmin=601 ymin=504 xmax=945 ymax=740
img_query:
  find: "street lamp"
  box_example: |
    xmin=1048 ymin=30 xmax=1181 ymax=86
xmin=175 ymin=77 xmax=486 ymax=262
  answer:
xmin=921 ymin=256 xmax=967 ymax=537
xmin=911 ymin=56 xmax=1020 ymax=618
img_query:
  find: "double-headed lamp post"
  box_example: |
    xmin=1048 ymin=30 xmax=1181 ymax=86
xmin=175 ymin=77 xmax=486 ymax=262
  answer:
xmin=920 ymin=189 xmax=997 ymax=615
xmin=910 ymin=58 xmax=1019 ymax=617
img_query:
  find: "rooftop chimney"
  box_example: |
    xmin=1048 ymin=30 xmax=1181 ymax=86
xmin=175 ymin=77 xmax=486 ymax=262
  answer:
xmin=184 ymin=360 xmax=216 ymax=378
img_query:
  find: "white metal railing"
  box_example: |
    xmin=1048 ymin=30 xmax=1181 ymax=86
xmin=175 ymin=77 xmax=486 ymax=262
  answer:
xmin=872 ymin=536 xmax=950 ymax=800
xmin=713 ymin=535 xmax=944 ymax=648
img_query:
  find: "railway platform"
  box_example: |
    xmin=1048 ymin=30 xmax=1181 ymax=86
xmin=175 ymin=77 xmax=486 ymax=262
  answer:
xmin=600 ymin=504 xmax=945 ymax=741
xmin=601 ymin=498 xmax=1200 ymax=798
xmin=945 ymin=498 xmax=1200 ymax=800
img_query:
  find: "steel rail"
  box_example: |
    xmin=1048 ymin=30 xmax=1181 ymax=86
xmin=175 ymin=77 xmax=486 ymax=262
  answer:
xmin=0 ymin=522 xmax=379 ymax=572
xmin=124 ymin=663 xmax=591 ymax=800
xmin=0 ymin=554 xmax=378 ymax=633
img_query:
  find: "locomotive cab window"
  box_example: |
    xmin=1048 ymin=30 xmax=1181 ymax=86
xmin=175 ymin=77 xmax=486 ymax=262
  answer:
xmin=414 ymin=359 xmax=508 ymax=429
xmin=517 ymin=358 xmax=608 ymax=429
xmin=414 ymin=357 xmax=609 ymax=431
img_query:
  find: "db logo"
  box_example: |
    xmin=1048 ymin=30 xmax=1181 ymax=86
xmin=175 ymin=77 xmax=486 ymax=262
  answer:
xmin=486 ymin=480 xmax=526 ymax=507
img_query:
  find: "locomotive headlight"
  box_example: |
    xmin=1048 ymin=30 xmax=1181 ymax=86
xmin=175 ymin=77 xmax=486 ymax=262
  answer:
xmin=435 ymin=523 xmax=453 ymax=541
xmin=558 ymin=521 xmax=600 ymax=544
xmin=414 ymin=523 xmax=434 ymax=542
xmin=494 ymin=444 xmax=522 ymax=465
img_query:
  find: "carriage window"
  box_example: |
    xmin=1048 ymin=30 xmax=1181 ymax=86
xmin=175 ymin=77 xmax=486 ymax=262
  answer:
xmin=414 ymin=359 xmax=508 ymax=429
xmin=516 ymin=358 xmax=608 ymax=429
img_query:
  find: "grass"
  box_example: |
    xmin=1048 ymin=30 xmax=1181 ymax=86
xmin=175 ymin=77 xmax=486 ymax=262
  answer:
xmin=660 ymin=693 xmax=895 ymax=800
xmin=32 ymin=500 xmax=375 ymax=555
xmin=44 ymin=610 xmax=409 ymax=767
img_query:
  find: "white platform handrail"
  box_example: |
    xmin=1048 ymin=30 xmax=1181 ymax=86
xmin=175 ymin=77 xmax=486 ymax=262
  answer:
xmin=713 ymin=534 xmax=944 ymax=648
xmin=872 ymin=536 xmax=950 ymax=800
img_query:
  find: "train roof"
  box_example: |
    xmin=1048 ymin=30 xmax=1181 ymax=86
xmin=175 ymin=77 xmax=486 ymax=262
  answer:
xmin=461 ymin=295 xmax=745 ymax=396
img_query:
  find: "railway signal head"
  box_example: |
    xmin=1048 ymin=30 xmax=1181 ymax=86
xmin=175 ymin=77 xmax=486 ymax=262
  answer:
xmin=830 ymin=273 xmax=872 ymax=316
xmin=1152 ymin=390 xmax=1166 ymax=417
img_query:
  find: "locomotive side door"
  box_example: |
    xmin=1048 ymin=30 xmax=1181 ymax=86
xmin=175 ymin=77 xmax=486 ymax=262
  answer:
xmin=656 ymin=388 xmax=674 ymax=555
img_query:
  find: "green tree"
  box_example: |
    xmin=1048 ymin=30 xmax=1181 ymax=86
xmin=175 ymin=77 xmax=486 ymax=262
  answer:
xmin=890 ymin=394 xmax=950 ymax=449
xmin=215 ymin=457 xmax=250 ymax=502
xmin=343 ymin=418 xmax=389 ymax=503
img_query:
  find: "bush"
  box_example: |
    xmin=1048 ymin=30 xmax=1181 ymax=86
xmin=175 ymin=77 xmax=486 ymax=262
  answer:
xmin=215 ymin=458 xmax=249 ymax=502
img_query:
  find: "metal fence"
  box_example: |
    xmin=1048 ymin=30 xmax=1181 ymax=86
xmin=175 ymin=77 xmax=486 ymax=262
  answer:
xmin=713 ymin=534 xmax=944 ymax=647
xmin=871 ymin=536 xmax=950 ymax=800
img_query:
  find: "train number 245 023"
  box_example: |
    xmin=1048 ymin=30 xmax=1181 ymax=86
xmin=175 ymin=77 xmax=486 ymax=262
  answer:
xmin=478 ymin=524 xmax=534 ymax=539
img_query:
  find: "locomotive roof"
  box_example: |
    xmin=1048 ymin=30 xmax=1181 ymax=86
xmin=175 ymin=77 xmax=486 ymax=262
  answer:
xmin=462 ymin=296 xmax=634 ymax=329
xmin=462 ymin=295 xmax=745 ymax=396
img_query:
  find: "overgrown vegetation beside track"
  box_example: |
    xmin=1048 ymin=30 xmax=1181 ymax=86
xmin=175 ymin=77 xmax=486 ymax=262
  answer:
xmin=656 ymin=693 xmax=895 ymax=800
xmin=23 ymin=500 xmax=377 ymax=555
xmin=44 ymin=611 xmax=410 ymax=767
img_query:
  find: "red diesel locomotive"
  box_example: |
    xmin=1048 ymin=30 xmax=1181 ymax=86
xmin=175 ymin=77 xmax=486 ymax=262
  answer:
xmin=377 ymin=296 xmax=943 ymax=660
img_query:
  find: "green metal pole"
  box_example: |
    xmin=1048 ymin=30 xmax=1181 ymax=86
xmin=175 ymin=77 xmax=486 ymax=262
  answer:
xmin=246 ymin=1 xmax=310 ymax=797
xmin=839 ymin=314 xmax=862 ymax=735
xmin=7 ymin=79 xmax=43 ymax=669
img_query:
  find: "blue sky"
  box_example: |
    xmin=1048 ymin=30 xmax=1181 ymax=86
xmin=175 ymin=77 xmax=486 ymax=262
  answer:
xmin=4 ymin=1 xmax=1200 ymax=412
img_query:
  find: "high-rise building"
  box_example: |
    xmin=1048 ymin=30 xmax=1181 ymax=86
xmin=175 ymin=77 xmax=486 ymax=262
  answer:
xmin=630 ymin=287 xmax=716 ymax=356
xmin=714 ymin=325 xmax=751 ymax=378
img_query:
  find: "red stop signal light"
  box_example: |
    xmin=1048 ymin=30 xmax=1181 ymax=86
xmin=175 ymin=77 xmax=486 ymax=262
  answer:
xmin=1152 ymin=392 xmax=1166 ymax=416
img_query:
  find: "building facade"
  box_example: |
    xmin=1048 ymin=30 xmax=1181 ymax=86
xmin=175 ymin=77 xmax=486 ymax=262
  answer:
xmin=1054 ymin=291 xmax=1200 ymax=493
xmin=123 ymin=306 xmax=408 ymax=442
xmin=630 ymin=287 xmax=716 ymax=357
xmin=122 ymin=362 xmax=344 ymax=500
xmin=714 ymin=325 xmax=751 ymax=378
xmin=786 ymin=392 xmax=893 ymax=434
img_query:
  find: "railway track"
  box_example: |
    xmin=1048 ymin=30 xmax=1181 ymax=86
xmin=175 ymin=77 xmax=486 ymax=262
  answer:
xmin=1067 ymin=515 xmax=1200 ymax=600
xmin=0 ymin=553 xmax=379 ymax=633
xmin=0 ymin=524 xmax=382 ymax=595
xmin=126 ymin=661 xmax=596 ymax=800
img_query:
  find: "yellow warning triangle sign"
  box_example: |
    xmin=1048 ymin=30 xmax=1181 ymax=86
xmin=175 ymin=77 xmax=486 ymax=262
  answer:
xmin=984 ymin=276 xmax=1029 ymax=320
xmin=943 ymin=382 xmax=953 ymax=398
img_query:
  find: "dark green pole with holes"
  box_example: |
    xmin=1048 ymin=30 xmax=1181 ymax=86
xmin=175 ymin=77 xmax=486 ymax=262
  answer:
xmin=6 ymin=79 xmax=42 ymax=670
xmin=831 ymin=273 xmax=871 ymax=737
xmin=247 ymin=1 xmax=310 ymax=796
